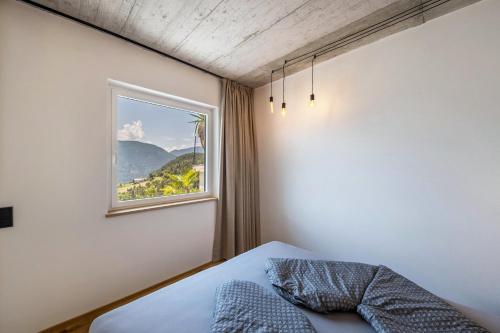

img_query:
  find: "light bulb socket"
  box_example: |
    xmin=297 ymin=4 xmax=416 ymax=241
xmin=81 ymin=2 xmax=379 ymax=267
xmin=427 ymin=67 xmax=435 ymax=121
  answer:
xmin=310 ymin=93 xmax=315 ymax=101
xmin=281 ymin=102 xmax=286 ymax=109
xmin=270 ymin=96 xmax=273 ymax=102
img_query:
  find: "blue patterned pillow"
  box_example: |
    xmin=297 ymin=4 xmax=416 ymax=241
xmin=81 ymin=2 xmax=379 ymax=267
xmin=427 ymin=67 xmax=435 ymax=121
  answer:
xmin=211 ymin=280 xmax=316 ymax=333
xmin=357 ymin=265 xmax=489 ymax=333
xmin=265 ymin=258 xmax=378 ymax=313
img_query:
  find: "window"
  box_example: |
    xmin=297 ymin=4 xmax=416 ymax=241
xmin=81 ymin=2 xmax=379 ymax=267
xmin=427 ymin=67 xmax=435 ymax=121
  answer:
xmin=108 ymin=80 xmax=218 ymax=212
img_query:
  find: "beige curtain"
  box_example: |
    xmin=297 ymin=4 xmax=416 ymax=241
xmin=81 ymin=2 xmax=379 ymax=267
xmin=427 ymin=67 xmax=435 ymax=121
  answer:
xmin=213 ymin=79 xmax=260 ymax=260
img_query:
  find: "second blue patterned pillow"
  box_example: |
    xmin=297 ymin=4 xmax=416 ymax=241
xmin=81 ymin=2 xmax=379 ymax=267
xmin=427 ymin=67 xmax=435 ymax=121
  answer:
xmin=265 ymin=258 xmax=378 ymax=313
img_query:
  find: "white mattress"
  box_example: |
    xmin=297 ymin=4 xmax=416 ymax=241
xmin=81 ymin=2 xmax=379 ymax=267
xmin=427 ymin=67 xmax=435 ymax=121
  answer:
xmin=90 ymin=241 xmax=500 ymax=333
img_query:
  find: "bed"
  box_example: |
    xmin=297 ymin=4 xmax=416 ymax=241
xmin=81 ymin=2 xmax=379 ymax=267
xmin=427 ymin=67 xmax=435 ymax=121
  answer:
xmin=90 ymin=241 xmax=500 ymax=333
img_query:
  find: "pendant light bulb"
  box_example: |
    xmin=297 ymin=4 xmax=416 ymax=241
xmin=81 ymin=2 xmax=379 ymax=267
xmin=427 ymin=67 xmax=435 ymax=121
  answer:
xmin=309 ymin=93 xmax=315 ymax=108
xmin=281 ymin=61 xmax=286 ymax=117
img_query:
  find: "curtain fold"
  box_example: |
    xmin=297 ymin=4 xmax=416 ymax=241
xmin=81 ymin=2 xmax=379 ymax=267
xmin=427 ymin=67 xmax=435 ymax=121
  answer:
xmin=213 ymin=79 xmax=260 ymax=260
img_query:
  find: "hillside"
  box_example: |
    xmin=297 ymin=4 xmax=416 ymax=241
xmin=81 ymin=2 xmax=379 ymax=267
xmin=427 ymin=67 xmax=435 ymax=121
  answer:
xmin=118 ymin=153 xmax=205 ymax=201
xmin=117 ymin=140 xmax=176 ymax=183
xmin=151 ymin=153 xmax=205 ymax=177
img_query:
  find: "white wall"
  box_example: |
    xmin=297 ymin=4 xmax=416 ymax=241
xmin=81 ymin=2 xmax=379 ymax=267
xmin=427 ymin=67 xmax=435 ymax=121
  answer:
xmin=255 ymin=0 xmax=500 ymax=314
xmin=0 ymin=1 xmax=220 ymax=332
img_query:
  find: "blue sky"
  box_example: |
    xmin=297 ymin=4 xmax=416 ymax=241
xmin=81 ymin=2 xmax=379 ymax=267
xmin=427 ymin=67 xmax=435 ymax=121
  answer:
xmin=117 ymin=96 xmax=203 ymax=152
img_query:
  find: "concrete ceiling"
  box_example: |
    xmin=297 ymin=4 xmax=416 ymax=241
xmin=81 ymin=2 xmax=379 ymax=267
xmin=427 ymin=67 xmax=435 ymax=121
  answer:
xmin=30 ymin=0 xmax=479 ymax=87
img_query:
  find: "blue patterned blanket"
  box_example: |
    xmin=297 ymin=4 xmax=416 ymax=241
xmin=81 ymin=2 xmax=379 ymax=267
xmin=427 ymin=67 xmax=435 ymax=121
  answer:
xmin=358 ymin=265 xmax=489 ymax=333
xmin=265 ymin=258 xmax=488 ymax=333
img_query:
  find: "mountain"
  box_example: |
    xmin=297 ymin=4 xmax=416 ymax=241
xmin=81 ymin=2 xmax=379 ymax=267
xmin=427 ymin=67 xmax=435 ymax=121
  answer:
xmin=170 ymin=146 xmax=204 ymax=157
xmin=117 ymin=141 xmax=176 ymax=183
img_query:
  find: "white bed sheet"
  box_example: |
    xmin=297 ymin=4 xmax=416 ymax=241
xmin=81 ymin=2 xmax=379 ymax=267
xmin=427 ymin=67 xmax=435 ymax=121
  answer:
xmin=90 ymin=241 xmax=500 ymax=333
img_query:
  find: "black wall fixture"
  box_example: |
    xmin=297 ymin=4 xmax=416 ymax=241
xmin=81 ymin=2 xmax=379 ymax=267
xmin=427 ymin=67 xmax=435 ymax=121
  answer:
xmin=0 ymin=207 xmax=13 ymax=229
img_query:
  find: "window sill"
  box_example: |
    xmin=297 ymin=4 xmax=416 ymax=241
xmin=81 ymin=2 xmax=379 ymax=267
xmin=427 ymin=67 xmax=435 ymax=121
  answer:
xmin=106 ymin=197 xmax=217 ymax=218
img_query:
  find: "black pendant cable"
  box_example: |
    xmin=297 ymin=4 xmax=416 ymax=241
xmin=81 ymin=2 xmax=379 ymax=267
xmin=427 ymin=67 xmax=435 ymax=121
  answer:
xmin=281 ymin=61 xmax=287 ymax=117
xmin=269 ymin=0 xmax=447 ymax=88
xmin=269 ymin=71 xmax=274 ymax=113
xmin=309 ymin=55 xmax=316 ymax=109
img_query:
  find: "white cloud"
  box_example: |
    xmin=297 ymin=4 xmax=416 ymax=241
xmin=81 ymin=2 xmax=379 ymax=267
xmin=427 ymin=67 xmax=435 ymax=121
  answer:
xmin=164 ymin=142 xmax=202 ymax=152
xmin=117 ymin=120 xmax=145 ymax=141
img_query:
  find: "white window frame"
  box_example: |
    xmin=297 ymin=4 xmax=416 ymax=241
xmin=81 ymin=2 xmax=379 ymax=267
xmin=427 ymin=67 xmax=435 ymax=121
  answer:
xmin=107 ymin=79 xmax=219 ymax=212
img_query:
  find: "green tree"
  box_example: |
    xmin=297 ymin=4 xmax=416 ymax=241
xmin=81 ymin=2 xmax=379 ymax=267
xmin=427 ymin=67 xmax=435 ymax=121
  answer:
xmin=190 ymin=114 xmax=206 ymax=165
xmin=161 ymin=169 xmax=199 ymax=195
xmin=144 ymin=185 xmax=157 ymax=198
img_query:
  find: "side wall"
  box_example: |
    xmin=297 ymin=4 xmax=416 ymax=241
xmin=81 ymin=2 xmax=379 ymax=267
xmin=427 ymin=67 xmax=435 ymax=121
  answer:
xmin=0 ymin=1 xmax=220 ymax=332
xmin=255 ymin=0 xmax=500 ymax=313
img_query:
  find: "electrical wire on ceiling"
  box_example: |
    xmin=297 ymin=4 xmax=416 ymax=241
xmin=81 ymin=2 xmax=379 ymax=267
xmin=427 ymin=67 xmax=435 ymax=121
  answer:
xmin=271 ymin=0 xmax=450 ymax=74
xmin=269 ymin=0 xmax=453 ymax=114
